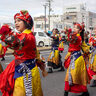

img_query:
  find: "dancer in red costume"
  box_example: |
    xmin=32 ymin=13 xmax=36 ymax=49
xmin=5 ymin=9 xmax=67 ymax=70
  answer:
xmin=64 ymin=23 xmax=91 ymax=96
xmin=64 ymin=28 xmax=72 ymax=69
xmin=88 ymin=26 xmax=96 ymax=87
xmin=0 ymin=10 xmax=47 ymax=96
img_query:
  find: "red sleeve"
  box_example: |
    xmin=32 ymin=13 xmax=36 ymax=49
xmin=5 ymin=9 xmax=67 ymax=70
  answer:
xmin=89 ymin=37 xmax=93 ymax=43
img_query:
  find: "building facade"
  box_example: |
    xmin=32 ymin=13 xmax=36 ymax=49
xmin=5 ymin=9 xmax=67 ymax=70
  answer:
xmin=62 ymin=4 xmax=96 ymax=31
xmin=34 ymin=15 xmax=61 ymax=32
xmin=34 ymin=3 xmax=96 ymax=32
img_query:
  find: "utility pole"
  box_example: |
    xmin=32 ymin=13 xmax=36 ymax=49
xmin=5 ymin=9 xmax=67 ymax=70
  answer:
xmin=43 ymin=4 xmax=47 ymax=32
xmin=47 ymin=0 xmax=53 ymax=31
xmin=81 ymin=12 xmax=84 ymax=23
xmin=85 ymin=3 xmax=87 ymax=31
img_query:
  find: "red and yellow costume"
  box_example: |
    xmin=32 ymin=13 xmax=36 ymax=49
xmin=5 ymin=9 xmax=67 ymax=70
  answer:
xmin=47 ymin=33 xmax=61 ymax=68
xmin=0 ymin=11 xmax=44 ymax=96
xmin=58 ymin=34 xmax=64 ymax=52
xmin=46 ymin=29 xmax=64 ymax=72
xmin=88 ymin=35 xmax=96 ymax=76
xmin=64 ymin=32 xmax=91 ymax=93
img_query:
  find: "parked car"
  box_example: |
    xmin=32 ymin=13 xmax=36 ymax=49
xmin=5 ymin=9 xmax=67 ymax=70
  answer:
xmin=33 ymin=31 xmax=52 ymax=47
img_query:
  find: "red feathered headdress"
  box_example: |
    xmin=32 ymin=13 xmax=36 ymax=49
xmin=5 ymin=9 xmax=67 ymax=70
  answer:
xmin=14 ymin=10 xmax=32 ymax=25
xmin=74 ymin=23 xmax=82 ymax=31
xmin=68 ymin=28 xmax=72 ymax=33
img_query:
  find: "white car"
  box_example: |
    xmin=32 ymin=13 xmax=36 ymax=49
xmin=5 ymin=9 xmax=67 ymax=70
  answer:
xmin=33 ymin=31 xmax=52 ymax=47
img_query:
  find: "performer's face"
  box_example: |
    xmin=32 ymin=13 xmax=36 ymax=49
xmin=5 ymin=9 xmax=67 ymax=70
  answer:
xmin=15 ymin=18 xmax=26 ymax=32
xmin=73 ymin=25 xmax=80 ymax=34
xmin=53 ymin=30 xmax=56 ymax=35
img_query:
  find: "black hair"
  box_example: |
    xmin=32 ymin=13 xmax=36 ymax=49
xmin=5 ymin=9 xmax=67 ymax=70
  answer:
xmin=23 ymin=19 xmax=34 ymax=30
xmin=52 ymin=28 xmax=59 ymax=33
xmin=80 ymin=28 xmax=84 ymax=42
xmin=77 ymin=26 xmax=81 ymax=30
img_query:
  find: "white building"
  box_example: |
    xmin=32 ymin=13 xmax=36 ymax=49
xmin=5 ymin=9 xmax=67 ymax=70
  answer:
xmin=34 ymin=15 xmax=62 ymax=31
xmin=62 ymin=3 xmax=96 ymax=31
xmin=34 ymin=3 xmax=96 ymax=32
xmin=63 ymin=4 xmax=85 ymax=13
xmin=62 ymin=4 xmax=86 ymax=29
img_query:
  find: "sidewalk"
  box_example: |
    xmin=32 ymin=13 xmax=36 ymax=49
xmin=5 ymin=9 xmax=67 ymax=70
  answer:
xmin=6 ymin=46 xmax=51 ymax=55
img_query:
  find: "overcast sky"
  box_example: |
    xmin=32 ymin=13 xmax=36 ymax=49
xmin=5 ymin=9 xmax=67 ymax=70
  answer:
xmin=0 ymin=0 xmax=96 ymax=23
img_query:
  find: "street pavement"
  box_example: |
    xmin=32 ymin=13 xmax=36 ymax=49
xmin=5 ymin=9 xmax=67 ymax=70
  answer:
xmin=0 ymin=45 xmax=96 ymax=96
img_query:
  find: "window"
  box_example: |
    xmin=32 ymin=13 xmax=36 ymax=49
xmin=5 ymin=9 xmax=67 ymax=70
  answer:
xmin=67 ymin=7 xmax=76 ymax=10
xmin=36 ymin=24 xmax=41 ymax=28
xmin=33 ymin=32 xmax=36 ymax=36
xmin=59 ymin=25 xmax=62 ymax=29
xmin=89 ymin=18 xmax=92 ymax=26
xmin=66 ymin=16 xmax=72 ymax=19
xmin=46 ymin=24 xmax=49 ymax=28
xmin=56 ymin=24 xmax=58 ymax=28
xmin=43 ymin=24 xmax=49 ymax=28
xmin=38 ymin=32 xmax=45 ymax=37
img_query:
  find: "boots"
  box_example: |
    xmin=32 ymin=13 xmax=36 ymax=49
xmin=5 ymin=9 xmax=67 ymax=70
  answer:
xmin=48 ymin=68 xmax=53 ymax=73
xmin=64 ymin=91 xmax=68 ymax=96
xmin=90 ymin=79 xmax=96 ymax=87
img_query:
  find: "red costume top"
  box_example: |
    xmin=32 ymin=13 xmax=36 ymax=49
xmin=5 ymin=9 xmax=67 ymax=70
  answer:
xmin=0 ymin=29 xmax=37 ymax=96
xmin=89 ymin=36 xmax=96 ymax=47
xmin=0 ymin=10 xmax=46 ymax=96
xmin=68 ymin=34 xmax=82 ymax=52
xmin=88 ymin=36 xmax=96 ymax=76
xmin=14 ymin=29 xmax=36 ymax=60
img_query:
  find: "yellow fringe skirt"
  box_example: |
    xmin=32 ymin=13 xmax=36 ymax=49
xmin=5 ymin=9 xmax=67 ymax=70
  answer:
xmin=13 ymin=66 xmax=43 ymax=96
xmin=0 ymin=43 xmax=4 ymax=56
xmin=47 ymin=50 xmax=59 ymax=65
xmin=65 ymin=56 xmax=90 ymax=86
xmin=89 ymin=54 xmax=96 ymax=72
